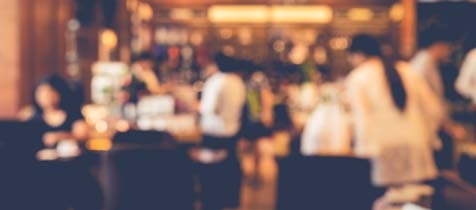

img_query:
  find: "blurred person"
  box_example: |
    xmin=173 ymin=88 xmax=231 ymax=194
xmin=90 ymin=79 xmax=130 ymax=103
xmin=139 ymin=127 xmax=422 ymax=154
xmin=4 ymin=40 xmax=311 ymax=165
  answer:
xmin=27 ymin=74 xmax=102 ymax=210
xmin=193 ymin=52 xmax=246 ymax=210
xmin=301 ymin=66 xmax=352 ymax=156
xmin=411 ymin=29 xmax=462 ymax=170
xmin=411 ymin=28 xmax=453 ymax=99
xmin=120 ymin=52 xmax=174 ymax=103
xmin=28 ymin=74 xmax=88 ymax=146
xmin=456 ymin=29 xmax=476 ymax=105
xmin=240 ymin=60 xmax=274 ymax=187
xmin=346 ymin=34 xmax=444 ymax=189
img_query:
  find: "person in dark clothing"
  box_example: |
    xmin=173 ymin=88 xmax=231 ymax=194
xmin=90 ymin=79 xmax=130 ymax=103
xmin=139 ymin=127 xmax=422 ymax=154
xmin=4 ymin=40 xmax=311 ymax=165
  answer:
xmin=28 ymin=74 xmax=103 ymax=210
xmin=29 ymin=74 xmax=88 ymax=144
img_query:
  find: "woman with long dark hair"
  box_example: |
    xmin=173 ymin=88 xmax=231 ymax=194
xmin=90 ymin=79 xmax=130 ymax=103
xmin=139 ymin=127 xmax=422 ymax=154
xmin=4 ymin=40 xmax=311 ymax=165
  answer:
xmin=346 ymin=34 xmax=444 ymax=188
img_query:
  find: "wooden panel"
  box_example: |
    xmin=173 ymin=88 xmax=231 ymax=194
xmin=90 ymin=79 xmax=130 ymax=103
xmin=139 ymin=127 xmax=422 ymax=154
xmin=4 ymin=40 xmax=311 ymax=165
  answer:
xmin=0 ymin=0 xmax=21 ymax=118
xmin=18 ymin=0 xmax=74 ymax=107
xmin=0 ymin=0 xmax=75 ymax=118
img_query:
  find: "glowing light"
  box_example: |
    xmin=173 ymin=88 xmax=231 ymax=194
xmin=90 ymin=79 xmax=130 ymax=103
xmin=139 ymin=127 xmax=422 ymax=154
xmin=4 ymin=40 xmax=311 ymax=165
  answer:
xmin=208 ymin=5 xmax=269 ymax=23
xmin=138 ymin=3 xmax=154 ymax=21
xmin=100 ymin=29 xmax=118 ymax=49
xmin=170 ymin=8 xmax=194 ymax=20
xmin=271 ymin=6 xmax=333 ymax=24
xmin=87 ymin=138 xmax=112 ymax=151
xmin=329 ymin=37 xmax=349 ymax=50
xmin=390 ymin=3 xmax=404 ymax=22
xmin=347 ymin=8 xmax=374 ymax=21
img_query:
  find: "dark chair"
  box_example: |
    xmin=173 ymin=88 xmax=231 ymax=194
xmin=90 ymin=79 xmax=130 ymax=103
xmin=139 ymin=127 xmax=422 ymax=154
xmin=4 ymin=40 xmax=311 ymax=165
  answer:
xmin=276 ymin=155 xmax=376 ymax=210
xmin=0 ymin=121 xmax=45 ymax=209
xmin=101 ymin=130 xmax=195 ymax=210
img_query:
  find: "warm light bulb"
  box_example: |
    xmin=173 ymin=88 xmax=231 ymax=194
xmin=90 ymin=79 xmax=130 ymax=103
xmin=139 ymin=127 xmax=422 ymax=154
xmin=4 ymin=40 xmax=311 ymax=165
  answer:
xmin=208 ymin=5 xmax=269 ymax=23
xmin=348 ymin=8 xmax=374 ymax=21
xmin=138 ymin=3 xmax=154 ymax=21
xmin=271 ymin=6 xmax=333 ymax=24
xmin=390 ymin=3 xmax=404 ymax=22
xmin=101 ymin=29 xmax=118 ymax=49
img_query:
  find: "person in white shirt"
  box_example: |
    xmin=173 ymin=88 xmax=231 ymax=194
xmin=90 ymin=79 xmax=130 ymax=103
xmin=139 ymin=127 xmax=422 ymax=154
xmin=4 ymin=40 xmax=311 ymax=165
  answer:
xmin=410 ymin=29 xmax=453 ymax=100
xmin=410 ymin=29 xmax=463 ymax=170
xmin=346 ymin=34 xmax=444 ymax=187
xmin=456 ymin=30 xmax=476 ymax=104
xmin=196 ymin=52 xmax=246 ymax=210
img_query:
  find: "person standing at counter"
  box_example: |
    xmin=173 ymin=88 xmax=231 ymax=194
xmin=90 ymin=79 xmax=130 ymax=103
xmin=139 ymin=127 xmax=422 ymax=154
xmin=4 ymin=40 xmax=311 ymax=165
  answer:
xmin=456 ymin=29 xmax=476 ymax=105
xmin=121 ymin=52 xmax=173 ymax=104
xmin=196 ymin=52 xmax=246 ymax=210
xmin=346 ymin=34 xmax=444 ymax=188
xmin=410 ymin=29 xmax=461 ymax=170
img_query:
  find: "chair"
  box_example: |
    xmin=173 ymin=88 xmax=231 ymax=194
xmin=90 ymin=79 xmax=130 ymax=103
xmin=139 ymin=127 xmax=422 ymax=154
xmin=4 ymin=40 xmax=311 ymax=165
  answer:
xmin=101 ymin=130 xmax=195 ymax=210
xmin=0 ymin=121 xmax=45 ymax=209
xmin=277 ymin=155 xmax=376 ymax=210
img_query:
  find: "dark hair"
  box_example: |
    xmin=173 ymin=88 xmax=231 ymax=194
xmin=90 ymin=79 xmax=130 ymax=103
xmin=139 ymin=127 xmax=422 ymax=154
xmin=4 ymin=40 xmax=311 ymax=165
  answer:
xmin=349 ymin=34 xmax=407 ymax=111
xmin=419 ymin=28 xmax=453 ymax=49
xmin=240 ymin=59 xmax=264 ymax=78
xmin=214 ymin=52 xmax=241 ymax=73
xmin=316 ymin=65 xmax=332 ymax=82
xmin=32 ymin=74 xmax=76 ymax=116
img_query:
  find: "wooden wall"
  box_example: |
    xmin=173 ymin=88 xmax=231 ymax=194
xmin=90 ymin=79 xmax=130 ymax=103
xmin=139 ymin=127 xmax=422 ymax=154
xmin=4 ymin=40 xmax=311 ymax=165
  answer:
xmin=0 ymin=0 xmax=21 ymax=119
xmin=19 ymin=0 xmax=75 ymax=107
xmin=0 ymin=0 xmax=77 ymax=118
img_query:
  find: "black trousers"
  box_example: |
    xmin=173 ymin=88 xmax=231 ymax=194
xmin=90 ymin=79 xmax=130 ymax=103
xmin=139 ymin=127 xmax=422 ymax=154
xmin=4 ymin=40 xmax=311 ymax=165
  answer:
xmin=198 ymin=135 xmax=242 ymax=210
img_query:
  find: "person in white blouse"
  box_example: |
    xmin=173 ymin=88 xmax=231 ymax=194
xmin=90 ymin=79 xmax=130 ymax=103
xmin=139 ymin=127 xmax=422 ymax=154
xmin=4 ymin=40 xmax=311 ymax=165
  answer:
xmin=301 ymin=68 xmax=352 ymax=156
xmin=196 ymin=52 xmax=246 ymax=210
xmin=346 ymin=34 xmax=445 ymax=187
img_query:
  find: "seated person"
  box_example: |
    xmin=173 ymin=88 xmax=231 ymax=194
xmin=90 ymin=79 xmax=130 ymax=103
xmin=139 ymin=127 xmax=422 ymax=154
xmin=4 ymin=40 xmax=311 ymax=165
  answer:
xmin=25 ymin=75 xmax=88 ymax=146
